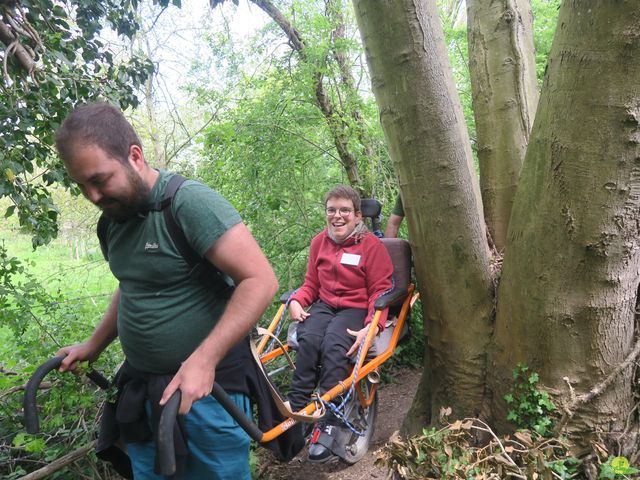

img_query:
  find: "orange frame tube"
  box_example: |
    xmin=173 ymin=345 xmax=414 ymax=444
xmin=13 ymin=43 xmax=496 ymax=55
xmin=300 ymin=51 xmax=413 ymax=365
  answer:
xmin=255 ymin=284 xmax=417 ymax=443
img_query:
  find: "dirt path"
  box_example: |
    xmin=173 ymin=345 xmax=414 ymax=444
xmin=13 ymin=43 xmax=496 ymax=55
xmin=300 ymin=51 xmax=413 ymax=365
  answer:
xmin=259 ymin=368 xmax=421 ymax=480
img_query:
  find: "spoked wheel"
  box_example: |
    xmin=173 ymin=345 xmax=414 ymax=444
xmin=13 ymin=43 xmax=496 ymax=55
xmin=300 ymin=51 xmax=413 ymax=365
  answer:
xmin=341 ymin=379 xmax=378 ymax=464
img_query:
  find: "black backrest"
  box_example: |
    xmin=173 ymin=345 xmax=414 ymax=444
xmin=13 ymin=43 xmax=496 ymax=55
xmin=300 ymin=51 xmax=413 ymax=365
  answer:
xmin=360 ymin=198 xmax=382 ymax=234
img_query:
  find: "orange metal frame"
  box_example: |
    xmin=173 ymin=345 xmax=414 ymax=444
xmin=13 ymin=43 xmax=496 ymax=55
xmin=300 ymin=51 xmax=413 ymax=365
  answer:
xmin=254 ymin=284 xmax=419 ymax=443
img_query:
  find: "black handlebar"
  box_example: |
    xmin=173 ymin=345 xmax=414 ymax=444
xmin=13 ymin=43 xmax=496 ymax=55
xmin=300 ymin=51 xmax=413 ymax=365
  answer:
xmin=26 ymin=357 xmax=267 ymax=477
xmin=24 ymin=356 xmax=63 ymax=434
xmin=157 ymin=384 xmax=264 ymax=475
xmin=24 ymin=356 xmax=110 ymax=434
xmin=211 ymin=383 xmax=263 ymax=442
xmin=157 ymin=390 xmax=181 ymax=476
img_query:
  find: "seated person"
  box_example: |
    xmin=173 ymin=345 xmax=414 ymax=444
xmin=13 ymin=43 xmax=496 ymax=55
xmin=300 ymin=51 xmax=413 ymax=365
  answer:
xmin=287 ymin=184 xmax=394 ymax=462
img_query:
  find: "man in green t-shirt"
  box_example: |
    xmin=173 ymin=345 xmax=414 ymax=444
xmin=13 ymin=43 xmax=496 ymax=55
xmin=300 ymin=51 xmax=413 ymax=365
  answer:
xmin=53 ymin=103 xmax=278 ymax=479
xmin=384 ymin=194 xmax=405 ymax=238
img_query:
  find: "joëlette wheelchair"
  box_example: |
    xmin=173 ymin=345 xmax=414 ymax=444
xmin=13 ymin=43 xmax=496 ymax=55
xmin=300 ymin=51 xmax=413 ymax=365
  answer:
xmin=24 ymin=199 xmax=419 ymax=475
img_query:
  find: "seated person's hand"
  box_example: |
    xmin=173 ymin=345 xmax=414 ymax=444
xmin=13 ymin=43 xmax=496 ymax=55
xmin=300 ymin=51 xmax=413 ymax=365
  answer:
xmin=289 ymin=300 xmax=310 ymax=322
xmin=346 ymin=325 xmax=380 ymax=357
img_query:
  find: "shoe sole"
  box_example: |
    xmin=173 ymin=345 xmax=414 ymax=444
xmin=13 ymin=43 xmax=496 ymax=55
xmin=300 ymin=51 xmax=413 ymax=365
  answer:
xmin=308 ymin=454 xmax=340 ymax=465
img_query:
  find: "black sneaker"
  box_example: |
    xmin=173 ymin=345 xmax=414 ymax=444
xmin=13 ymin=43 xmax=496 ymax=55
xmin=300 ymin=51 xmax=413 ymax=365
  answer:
xmin=308 ymin=422 xmax=339 ymax=463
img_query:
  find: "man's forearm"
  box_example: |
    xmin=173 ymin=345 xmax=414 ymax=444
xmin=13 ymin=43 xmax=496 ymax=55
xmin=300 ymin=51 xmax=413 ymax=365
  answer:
xmin=384 ymin=214 xmax=404 ymax=238
xmin=88 ymin=288 xmax=120 ymax=354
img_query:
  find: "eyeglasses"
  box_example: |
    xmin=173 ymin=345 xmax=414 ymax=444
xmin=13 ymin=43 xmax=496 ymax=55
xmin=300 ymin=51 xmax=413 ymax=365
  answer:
xmin=325 ymin=207 xmax=354 ymax=217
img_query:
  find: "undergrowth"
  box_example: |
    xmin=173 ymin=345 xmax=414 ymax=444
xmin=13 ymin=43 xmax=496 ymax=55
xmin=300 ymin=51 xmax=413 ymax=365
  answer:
xmin=376 ymin=364 xmax=640 ymax=479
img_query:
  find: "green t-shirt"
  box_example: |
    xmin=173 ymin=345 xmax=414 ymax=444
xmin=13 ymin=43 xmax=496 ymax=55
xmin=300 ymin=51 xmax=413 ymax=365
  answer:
xmin=103 ymin=170 xmax=242 ymax=373
xmin=392 ymin=194 xmax=405 ymax=217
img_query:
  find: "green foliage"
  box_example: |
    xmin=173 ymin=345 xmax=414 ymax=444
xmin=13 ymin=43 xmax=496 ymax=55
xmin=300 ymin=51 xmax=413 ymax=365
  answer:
xmin=189 ymin=2 xmax=400 ymax=296
xmin=531 ymin=0 xmax=562 ymax=83
xmin=380 ymin=306 xmax=424 ymax=382
xmin=599 ymin=456 xmax=640 ymax=479
xmin=440 ymin=4 xmax=476 ymax=159
xmin=1 ymin=0 xmax=154 ymax=248
xmin=0 ymin=237 xmax=120 ymax=478
xmin=504 ymin=363 xmax=556 ymax=437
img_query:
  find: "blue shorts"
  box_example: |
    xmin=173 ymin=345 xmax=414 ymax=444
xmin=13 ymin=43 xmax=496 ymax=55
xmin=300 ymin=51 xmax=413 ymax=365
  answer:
xmin=125 ymin=392 xmax=251 ymax=480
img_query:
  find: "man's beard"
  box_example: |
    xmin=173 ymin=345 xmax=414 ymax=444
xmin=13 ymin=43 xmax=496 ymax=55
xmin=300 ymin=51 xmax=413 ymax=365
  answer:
xmin=97 ymin=167 xmax=151 ymax=222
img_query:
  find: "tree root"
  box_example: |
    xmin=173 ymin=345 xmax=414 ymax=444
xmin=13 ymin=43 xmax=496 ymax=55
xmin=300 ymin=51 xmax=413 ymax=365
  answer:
xmin=555 ymin=336 xmax=640 ymax=434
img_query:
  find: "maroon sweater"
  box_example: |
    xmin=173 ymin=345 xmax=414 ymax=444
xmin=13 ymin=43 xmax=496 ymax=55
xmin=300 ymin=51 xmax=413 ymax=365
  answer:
xmin=291 ymin=230 xmax=394 ymax=329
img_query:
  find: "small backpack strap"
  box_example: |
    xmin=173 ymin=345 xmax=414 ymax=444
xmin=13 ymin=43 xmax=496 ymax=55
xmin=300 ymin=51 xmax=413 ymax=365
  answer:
xmin=161 ymin=175 xmax=233 ymax=296
xmin=97 ymin=173 xmax=233 ymax=295
xmin=97 ymin=214 xmax=111 ymax=261
xmin=161 ymin=174 xmax=201 ymax=268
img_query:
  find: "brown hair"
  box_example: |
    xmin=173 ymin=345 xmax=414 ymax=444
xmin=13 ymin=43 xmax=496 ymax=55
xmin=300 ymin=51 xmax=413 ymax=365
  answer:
xmin=324 ymin=184 xmax=361 ymax=212
xmin=55 ymin=102 xmax=142 ymax=164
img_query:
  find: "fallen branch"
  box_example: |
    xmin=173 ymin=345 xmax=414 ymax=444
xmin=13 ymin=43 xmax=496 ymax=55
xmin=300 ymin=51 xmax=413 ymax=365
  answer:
xmin=0 ymin=382 xmax=52 ymax=399
xmin=18 ymin=440 xmax=96 ymax=480
xmin=470 ymin=418 xmax=520 ymax=470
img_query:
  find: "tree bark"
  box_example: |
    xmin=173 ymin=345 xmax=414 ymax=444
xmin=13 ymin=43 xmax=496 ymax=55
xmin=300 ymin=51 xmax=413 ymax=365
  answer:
xmin=141 ymin=36 xmax=167 ymax=168
xmin=467 ymin=0 xmax=538 ymax=251
xmin=492 ymin=0 xmax=640 ymax=453
xmin=0 ymin=19 xmax=35 ymax=74
xmin=352 ymin=0 xmax=494 ymax=426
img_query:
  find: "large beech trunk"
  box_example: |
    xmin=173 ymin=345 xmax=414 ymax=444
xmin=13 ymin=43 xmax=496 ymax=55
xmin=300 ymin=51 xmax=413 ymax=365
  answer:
xmin=352 ymin=0 xmax=494 ymax=429
xmin=467 ymin=0 xmax=539 ymax=250
xmin=491 ymin=0 xmax=640 ymax=452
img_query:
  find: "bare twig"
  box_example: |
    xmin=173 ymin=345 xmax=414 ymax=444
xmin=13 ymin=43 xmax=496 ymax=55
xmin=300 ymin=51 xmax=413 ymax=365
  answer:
xmin=0 ymin=381 xmax=53 ymax=399
xmin=469 ymin=418 xmax=521 ymax=470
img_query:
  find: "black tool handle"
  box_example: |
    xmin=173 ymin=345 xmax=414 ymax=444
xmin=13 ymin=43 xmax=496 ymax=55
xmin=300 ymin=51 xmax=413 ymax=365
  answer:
xmin=157 ymin=384 xmax=264 ymax=475
xmin=157 ymin=390 xmax=181 ymax=476
xmin=24 ymin=356 xmax=111 ymax=433
xmin=24 ymin=356 xmax=63 ymax=433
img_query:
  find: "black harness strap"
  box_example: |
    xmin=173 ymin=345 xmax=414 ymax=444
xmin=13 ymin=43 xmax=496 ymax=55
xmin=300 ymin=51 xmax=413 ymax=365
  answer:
xmin=153 ymin=174 xmax=201 ymax=269
xmin=97 ymin=174 xmax=233 ymax=295
xmin=97 ymin=214 xmax=111 ymax=260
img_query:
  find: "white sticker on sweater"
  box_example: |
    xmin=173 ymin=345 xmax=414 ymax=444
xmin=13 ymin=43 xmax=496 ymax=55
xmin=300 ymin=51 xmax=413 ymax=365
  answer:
xmin=340 ymin=253 xmax=361 ymax=266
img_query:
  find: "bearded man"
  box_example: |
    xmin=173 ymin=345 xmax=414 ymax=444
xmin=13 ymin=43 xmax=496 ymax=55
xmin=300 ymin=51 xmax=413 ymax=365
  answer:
xmin=54 ymin=102 xmax=278 ymax=479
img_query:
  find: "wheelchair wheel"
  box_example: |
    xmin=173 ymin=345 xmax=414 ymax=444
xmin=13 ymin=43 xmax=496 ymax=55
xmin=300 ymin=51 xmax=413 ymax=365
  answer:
xmin=341 ymin=380 xmax=378 ymax=464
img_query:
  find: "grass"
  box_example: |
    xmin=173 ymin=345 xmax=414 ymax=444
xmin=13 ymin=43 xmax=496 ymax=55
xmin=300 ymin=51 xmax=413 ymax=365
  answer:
xmin=1 ymin=224 xmax=117 ymax=365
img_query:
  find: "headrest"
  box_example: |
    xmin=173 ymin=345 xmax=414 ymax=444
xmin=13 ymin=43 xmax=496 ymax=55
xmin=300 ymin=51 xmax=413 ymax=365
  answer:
xmin=360 ymin=199 xmax=381 ymax=219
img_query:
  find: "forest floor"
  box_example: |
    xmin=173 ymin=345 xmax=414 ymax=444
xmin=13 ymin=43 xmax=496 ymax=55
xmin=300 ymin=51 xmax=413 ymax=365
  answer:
xmin=258 ymin=367 xmax=421 ymax=480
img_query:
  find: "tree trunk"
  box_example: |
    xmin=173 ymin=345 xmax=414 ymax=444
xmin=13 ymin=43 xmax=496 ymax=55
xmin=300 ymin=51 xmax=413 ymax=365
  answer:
xmin=491 ymin=0 xmax=640 ymax=453
xmin=0 ymin=19 xmax=35 ymax=74
xmin=352 ymin=0 xmax=494 ymax=428
xmin=326 ymin=0 xmax=377 ymax=192
xmin=467 ymin=0 xmax=538 ymax=250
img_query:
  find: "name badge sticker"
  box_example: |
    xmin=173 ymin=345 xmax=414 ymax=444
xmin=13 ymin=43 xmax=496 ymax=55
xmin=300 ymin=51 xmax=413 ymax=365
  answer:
xmin=340 ymin=253 xmax=361 ymax=266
